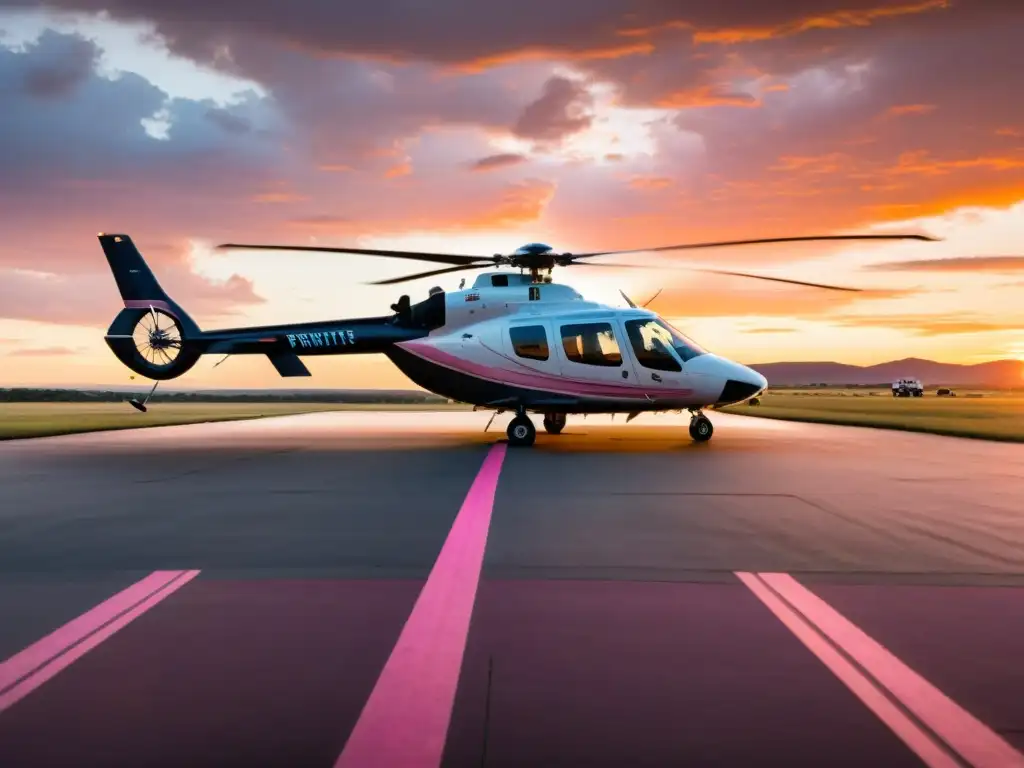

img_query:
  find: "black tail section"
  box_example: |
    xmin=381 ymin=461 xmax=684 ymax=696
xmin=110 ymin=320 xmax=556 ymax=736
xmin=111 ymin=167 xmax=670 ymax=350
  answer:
xmin=99 ymin=233 xmax=435 ymax=382
xmin=100 ymin=233 xmax=170 ymax=304
xmin=100 ymin=233 xmax=203 ymax=380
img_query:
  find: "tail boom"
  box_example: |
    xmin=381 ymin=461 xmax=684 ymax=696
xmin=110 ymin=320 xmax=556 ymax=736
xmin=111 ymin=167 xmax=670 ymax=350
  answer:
xmin=99 ymin=232 xmax=430 ymax=380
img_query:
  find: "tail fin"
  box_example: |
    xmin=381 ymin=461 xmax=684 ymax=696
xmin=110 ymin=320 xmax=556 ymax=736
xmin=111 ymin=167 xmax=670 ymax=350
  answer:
xmin=100 ymin=233 xmax=203 ymax=380
xmin=98 ymin=233 xmax=200 ymax=337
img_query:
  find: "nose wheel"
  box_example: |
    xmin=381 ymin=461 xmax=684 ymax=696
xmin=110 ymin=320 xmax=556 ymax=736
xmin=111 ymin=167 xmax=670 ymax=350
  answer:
xmin=689 ymin=411 xmax=713 ymax=442
xmin=507 ymin=414 xmax=536 ymax=447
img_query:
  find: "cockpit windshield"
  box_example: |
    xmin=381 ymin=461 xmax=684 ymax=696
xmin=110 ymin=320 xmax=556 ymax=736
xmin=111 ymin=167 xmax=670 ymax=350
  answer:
xmin=659 ymin=319 xmax=708 ymax=361
xmin=624 ymin=317 xmax=708 ymax=371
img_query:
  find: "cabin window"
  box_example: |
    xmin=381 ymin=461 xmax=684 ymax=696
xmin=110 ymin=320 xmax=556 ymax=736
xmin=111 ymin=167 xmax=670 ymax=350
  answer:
xmin=490 ymin=274 xmax=509 ymax=287
xmin=510 ymin=325 xmax=549 ymax=361
xmin=560 ymin=322 xmax=622 ymax=367
xmin=624 ymin=319 xmax=682 ymax=372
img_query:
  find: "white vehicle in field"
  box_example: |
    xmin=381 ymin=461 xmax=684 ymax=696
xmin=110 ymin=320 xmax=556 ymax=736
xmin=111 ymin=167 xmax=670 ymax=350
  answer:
xmin=891 ymin=378 xmax=924 ymax=397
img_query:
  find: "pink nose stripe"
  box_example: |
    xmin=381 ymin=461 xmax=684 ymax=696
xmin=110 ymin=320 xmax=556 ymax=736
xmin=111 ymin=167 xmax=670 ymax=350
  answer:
xmin=740 ymin=572 xmax=1024 ymax=768
xmin=0 ymin=570 xmax=201 ymax=713
xmin=335 ymin=443 xmax=508 ymax=768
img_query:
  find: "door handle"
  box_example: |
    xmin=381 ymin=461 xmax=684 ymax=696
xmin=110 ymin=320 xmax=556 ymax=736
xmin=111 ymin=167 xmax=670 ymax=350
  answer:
xmin=652 ymin=373 xmax=662 ymax=382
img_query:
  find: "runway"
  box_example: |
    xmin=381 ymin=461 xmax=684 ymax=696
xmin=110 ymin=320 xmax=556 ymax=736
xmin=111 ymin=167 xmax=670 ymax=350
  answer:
xmin=1 ymin=410 xmax=1023 ymax=767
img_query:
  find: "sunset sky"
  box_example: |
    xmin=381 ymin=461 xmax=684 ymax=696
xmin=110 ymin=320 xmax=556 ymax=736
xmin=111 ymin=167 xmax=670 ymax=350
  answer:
xmin=0 ymin=0 xmax=1022 ymax=390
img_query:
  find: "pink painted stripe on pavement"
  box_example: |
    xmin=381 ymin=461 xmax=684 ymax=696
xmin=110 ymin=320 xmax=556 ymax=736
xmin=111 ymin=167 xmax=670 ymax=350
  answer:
xmin=335 ymin=443 xmax=508 ymax=768
xmin=0 ymin=570 xmax=200 ymax=714
xmin=736 ymin=573 xmax=959 ymax=768
xmin=751 ymin=572 xmax=1024 ymax=768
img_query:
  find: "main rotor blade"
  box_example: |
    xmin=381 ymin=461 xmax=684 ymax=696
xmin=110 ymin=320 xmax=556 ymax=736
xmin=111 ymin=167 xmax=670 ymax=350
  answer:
xmin=368 ymin=263 xmax=490 ymax=285
xmin=697 ymin=268 xmax=862 ymax=292
xmin=575 ymin=260 xmax=862 ymax=291
xmin=571 ymin=233 xmax=939 ymax=259
xmin=217 ymin=242 xmax=489 ymax=267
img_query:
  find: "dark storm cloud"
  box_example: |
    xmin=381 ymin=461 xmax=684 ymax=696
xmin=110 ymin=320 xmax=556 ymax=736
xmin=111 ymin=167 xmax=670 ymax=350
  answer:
xmin=512 ymin=75 xmax=594 ymax=143
xmin=0 ymin=30 xmax=269 ymax=321
xmin=0 ymin=0 xmax=972 ymax=71
xmin=469 ymin=153 xmax=529 ymax=171
xmin=18 ymin=23 xmax=95 ymax=96
xmin=0 ymin=29 xmax=285 ymax=188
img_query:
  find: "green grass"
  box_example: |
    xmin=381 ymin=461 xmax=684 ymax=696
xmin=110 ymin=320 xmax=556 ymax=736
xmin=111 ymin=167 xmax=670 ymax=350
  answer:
xmin=0 ymin=401 xmax=471 ymax=440
xmin=720 ymin=389 xmax=1024 ymax=442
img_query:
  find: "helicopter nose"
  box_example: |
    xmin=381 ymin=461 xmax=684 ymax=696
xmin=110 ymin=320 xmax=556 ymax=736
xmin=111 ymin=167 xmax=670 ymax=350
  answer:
xmin=685 ymin=355 xmax=766 ymax=405
xmin=715 ymin=366 xmax=767 ymax=406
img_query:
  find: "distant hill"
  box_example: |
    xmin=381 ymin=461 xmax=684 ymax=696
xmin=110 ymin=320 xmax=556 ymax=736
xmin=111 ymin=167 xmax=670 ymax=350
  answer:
xmin=748 ymin=358 xmax=1023 ymax=387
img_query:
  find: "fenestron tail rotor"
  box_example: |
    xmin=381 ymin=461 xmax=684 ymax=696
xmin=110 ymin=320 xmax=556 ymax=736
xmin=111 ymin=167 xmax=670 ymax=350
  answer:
xmin=131 ymin=307 xmax=184 ymax=370
xmin=216 ymin=231 xmax=939 ymax=290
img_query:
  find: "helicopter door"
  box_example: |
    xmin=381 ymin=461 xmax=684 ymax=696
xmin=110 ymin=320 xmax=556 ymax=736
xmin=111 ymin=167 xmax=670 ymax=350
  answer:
xmin=619 ymin=317 xmax=688 ymax=394
xmin=554 ymin=320 xmax=636 ymax=387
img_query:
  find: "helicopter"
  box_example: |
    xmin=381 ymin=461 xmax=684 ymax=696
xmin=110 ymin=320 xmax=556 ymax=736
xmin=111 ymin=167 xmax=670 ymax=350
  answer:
xmin=98 ymin=231 xmax=936 ymax=446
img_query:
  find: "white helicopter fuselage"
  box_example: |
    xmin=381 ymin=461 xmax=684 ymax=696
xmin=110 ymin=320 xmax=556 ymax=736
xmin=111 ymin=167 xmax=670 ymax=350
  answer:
xmin=385 ymin=272 xmax=768 ymax=414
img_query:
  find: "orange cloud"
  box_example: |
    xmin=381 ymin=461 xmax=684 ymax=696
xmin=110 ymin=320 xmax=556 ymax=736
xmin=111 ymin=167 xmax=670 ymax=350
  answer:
xmin=887 ymin=151 xmax=1024 ymax=176
xmin=996 ymin=127 xmax=1023 ymax=138
xmin=318 ymin=164 xmax=353 ymax=172
xmin=830 ymin=314 xmax=1023 ymax=336
xmin=864 ymin=182 xmax=1024 ymax=222
xmin=455 ymin=42 xmax=654 ymax=73
xmin=655 ymin=85 xmax=759 ymax=109
xmin=769 ymin=153 xmax=853 ymax=174
xmin=884 ymin=104 xmax=937 ymax=117
xmin=463 ymin=178 xmax=556 ymax=228
xmin=693 ymin=0 xmax=950 ymax=44
xmin=385 ymin=161 xmax=413 ymax=178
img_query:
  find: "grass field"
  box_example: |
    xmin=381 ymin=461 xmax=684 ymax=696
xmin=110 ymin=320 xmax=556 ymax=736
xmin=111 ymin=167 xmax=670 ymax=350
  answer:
xmin=719 ymin=389 xmax=1024 ymax=442
xmin=3 ymin=392 xmax=1022 ymax=443
xmin=0 ymin=401 xmax=470 ymax=440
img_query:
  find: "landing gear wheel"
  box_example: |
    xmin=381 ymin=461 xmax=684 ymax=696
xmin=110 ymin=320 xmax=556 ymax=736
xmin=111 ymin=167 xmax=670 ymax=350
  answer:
xmin=543 ymin=413 xmax=566 ymax=435
xmin=507 ymin=415 xmax=536 ymax=447
xmin=689 ymin=415 xmax=713 ymax=442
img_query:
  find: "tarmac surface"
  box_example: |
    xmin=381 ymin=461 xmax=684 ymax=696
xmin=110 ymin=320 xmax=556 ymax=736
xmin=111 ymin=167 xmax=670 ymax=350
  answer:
xmin=1 ymin=409 xmax=1023 ymax=767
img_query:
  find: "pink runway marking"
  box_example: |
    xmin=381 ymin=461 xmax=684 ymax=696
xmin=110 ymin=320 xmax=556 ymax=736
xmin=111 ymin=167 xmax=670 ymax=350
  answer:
xmin=335 ymin=443 xmax=508 ymax=768
xmin=0 ymin=569 xmax=200 ymax=714
xmin=740 ymin=572 xmax=1024 ymax=768
xmin=736 ymin=573 xmax=959 ymax=768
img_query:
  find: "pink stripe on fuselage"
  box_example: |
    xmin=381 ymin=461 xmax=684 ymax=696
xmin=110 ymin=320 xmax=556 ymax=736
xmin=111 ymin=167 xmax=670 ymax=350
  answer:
xmin=397 ymin=340 xmax=694 ymax=401
xmin=0 ymin=570 xmax=200 ymax=713
xmin=753 ymin=573 xmax=1024 ymax=768
xmin=335 ymin=444 xmax=507 ymax=768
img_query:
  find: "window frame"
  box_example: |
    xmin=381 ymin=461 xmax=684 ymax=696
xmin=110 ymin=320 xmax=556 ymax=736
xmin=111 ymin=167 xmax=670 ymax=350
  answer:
xmin=509 ymin=323 xmax=550 ymax=361
xmin=559 ymin=321 xmax=623 ymax=368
